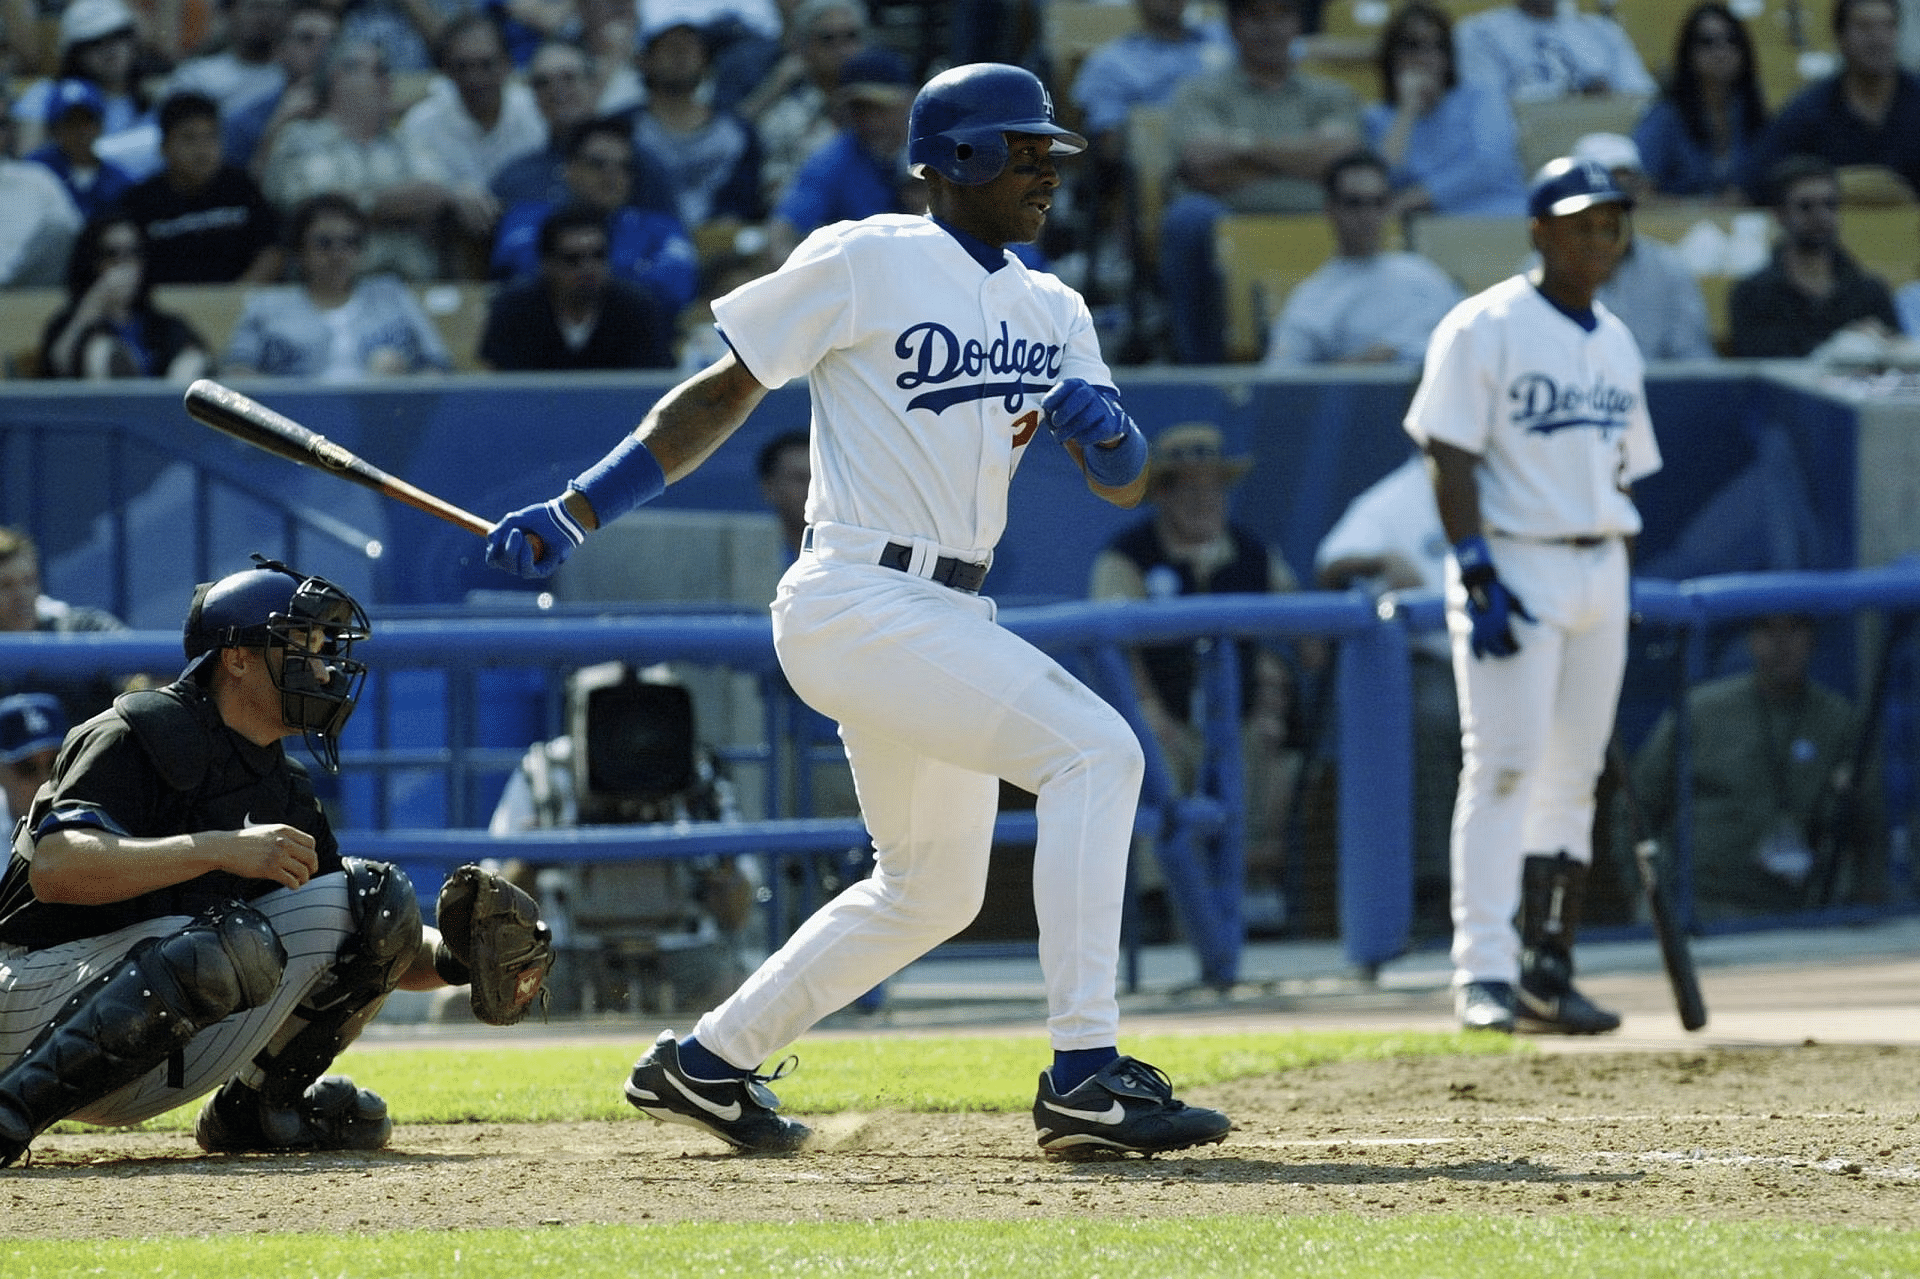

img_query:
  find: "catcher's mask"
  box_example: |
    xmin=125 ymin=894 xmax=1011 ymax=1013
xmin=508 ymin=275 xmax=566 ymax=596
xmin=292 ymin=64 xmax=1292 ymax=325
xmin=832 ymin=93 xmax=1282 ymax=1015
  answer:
xmin=182 ymin=554 xmax=371 ymax=772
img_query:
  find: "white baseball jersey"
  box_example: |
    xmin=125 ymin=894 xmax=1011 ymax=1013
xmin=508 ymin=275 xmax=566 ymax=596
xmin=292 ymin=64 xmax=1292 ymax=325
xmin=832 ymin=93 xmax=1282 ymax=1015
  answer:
xmin=690 ymin=214 xmax=1144 ymax=1067
xmin=1404 ymin=275 xmax=1661 ymax=538
xmin=714 ymin=214 xmax=1114 ymax=560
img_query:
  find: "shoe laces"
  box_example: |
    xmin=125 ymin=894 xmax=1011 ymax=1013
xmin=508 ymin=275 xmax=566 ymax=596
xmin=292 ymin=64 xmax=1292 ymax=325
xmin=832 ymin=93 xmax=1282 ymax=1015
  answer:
xmin=1109 ymin=1057 xmax=1175 ymax=1100
xmin=741 ymin=1054 xmax=798 ymax=1113
xmin=751 ymin=1054 xmax=798 ymax=1087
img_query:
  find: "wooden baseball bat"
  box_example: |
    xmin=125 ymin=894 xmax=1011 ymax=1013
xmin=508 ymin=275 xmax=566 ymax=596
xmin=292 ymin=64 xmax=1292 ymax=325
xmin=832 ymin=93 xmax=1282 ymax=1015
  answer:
xmin=1607 ymin=736 xmax=1709 ymax=1032
xmin=183 ymin=378 xmax=493 ymax=538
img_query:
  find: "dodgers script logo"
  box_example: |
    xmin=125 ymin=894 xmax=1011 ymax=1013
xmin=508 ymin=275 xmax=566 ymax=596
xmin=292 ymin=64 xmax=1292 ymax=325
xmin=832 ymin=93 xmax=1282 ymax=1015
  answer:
xmin=1506 ymin=372 xmax=1637 ymax=437
xmin=894 ymin=321 xmax=1064 ymax=414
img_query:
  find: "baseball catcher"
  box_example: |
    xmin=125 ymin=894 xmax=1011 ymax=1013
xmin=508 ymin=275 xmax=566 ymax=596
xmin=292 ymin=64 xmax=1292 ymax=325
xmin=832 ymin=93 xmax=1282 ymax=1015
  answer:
xmin=0 ymin=557 xmax=546 ymax=1167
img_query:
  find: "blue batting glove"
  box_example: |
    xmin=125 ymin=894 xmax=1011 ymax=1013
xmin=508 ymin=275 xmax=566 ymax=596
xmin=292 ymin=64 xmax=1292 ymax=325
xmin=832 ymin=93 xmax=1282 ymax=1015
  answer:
xmin=1454 ymin=535 xmax=1533 ymax=660
xmin=1041 ymin=377 xmax=1123 ymax=448
xmin=485 ymin=496 xmax=585 ymax=580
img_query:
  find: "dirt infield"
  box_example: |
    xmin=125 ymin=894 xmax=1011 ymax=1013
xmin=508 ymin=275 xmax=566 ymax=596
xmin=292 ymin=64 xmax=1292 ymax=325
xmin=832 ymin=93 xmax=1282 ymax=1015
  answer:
xmin=4 ymin=1042 xmax=1916 ymax=1236
xmin=4 ymin=926 xmax=1916 ymax=1238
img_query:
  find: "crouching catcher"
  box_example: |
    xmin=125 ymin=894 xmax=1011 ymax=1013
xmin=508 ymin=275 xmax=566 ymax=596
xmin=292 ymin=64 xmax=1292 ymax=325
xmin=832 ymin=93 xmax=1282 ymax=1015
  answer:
xmin=0 ymin=556 xmax=549 ymax=1167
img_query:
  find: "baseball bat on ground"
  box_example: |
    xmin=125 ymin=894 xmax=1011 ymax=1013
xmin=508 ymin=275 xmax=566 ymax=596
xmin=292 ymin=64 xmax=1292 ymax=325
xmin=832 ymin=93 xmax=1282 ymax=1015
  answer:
xmin=183 ymin=378 xmax=494 ymax=538
xmin=1607 ymin=737 xmax=1709 ymax=1031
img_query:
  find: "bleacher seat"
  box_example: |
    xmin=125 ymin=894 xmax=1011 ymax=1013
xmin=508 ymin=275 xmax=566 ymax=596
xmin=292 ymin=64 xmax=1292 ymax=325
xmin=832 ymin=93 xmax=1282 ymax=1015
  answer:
xmin=413 ymin=281 xmax=496 ymax=371
xmin=1513 ymin=93 xmax=1653 ymax=174
xmin=1125 ymin=103 xmax=1177 ymax=271
xmin=1045 ymin=1 xmax=1139 ymax=120
xmin=0 ymin=288 xmax=65 ymax=378
xmin=2 ymin=280 xmax=499 ymax=377
xmin=1214 ymin=213 xmax=1340 ymax=363
xmin=1405 ymin=212 xmax=1529 ymax=296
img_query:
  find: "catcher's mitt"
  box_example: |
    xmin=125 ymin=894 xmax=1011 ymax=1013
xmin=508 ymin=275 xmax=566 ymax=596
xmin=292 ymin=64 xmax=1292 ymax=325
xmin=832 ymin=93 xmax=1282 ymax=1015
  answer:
xmin=435 ymin=865 xmax=555 ymax=1025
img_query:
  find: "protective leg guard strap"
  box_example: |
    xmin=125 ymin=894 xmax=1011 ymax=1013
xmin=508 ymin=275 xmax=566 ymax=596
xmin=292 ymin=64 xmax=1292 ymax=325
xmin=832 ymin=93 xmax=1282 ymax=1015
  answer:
xmin=0 ymin=903 xmax=285 ymax=1165
xmin=1519 ymin=851 xmax=1587 ymax=990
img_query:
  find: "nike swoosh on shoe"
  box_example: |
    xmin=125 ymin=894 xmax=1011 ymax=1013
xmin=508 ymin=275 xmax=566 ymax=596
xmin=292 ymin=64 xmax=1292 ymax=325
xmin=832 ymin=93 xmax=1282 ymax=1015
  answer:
xmin=1041 ymin=1098 xmax=1127 ymax=1125
xmin=665 ymin=1070 xmax=743 ymax=1123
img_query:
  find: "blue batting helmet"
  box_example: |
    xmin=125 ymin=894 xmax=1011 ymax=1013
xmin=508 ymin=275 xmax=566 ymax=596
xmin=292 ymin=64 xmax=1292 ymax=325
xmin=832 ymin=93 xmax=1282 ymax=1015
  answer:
xmin=1526 ymin=156 xmax=1634 ymax=220
xmin=907 ymin=62 xmax=1087 ymax=185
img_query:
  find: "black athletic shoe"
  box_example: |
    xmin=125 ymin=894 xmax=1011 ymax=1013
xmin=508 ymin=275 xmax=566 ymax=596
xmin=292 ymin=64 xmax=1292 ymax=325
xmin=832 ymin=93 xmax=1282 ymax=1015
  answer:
xmin=195 ymin=1075 xmax=392 ymax=1153
xmin=1516 ymin=978 xmax=1622 ymax=1035
xmin=1456 ymin=979 xmax=1517 ymax=1033
xmin=624 ymin=1030 xmax=810 ymax=1154
xmin=1032 ymin=1056 xmax=1231 ymax=1159
xmin=0 ymin=1108 xmax=29 ymax=1169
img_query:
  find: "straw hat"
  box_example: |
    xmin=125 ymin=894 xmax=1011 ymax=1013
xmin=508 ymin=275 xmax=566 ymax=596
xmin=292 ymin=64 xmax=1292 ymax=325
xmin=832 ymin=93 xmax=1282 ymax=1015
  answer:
xmin=1148 ymin=422 xmax=1253 ymax=487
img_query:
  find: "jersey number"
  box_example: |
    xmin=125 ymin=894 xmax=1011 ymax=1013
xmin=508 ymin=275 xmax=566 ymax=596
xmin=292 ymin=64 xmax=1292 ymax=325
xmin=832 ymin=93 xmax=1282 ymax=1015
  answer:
xmin=1012 ymin=410 xmax=1039 ymax=449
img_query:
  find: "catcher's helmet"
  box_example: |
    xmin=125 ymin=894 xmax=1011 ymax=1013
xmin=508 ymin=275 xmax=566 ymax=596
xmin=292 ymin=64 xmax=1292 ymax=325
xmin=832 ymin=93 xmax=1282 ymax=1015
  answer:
xmin=183 ymin=555 xmax=370 ymax=770
xmin=1527 ymin=156 xmax=1634 ymax=219
xmin=907 ymin=62 xmax=1086 ymax=185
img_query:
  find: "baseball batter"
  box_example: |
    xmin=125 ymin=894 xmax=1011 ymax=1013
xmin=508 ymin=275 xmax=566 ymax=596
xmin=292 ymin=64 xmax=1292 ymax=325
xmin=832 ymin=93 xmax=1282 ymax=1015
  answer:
xmin=483 ymin=62 xmax=1231 ymax=1159
xmin=1405 ymin=158 xmax=1661 ymax=1035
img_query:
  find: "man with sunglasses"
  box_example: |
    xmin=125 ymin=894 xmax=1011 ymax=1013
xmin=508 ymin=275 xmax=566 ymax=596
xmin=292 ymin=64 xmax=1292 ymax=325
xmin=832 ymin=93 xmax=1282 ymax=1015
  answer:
xmin=1263 ymin=149 xmax=1460 ymax=366
xmin=480 ymin=204 xmax=675 ymax=369
xmin=0 ymin=559 xmax=506 ymax=1167
xmin=1729 ymin=153 xmax=1899 ymax=358
xmin=492 ymin=115 xmax=698 ymax=322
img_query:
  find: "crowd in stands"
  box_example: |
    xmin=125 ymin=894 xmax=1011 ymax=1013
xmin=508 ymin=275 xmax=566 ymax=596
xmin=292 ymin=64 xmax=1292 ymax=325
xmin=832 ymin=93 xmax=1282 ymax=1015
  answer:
xmin=7 ymin=0 xmax=1920 ymax=374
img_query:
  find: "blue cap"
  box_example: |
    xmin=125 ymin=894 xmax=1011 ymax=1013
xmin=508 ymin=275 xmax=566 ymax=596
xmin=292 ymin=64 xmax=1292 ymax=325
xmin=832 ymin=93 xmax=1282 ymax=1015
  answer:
xmin=1526 ymin=156 xmax=1633 ymax=220
xmin=44 ymin=77 xmax=107 ymax=126
xmin=838 ymin=46 xmax=915 ymax=101
xmin=0 ymin=693 xmax=67 ymax=764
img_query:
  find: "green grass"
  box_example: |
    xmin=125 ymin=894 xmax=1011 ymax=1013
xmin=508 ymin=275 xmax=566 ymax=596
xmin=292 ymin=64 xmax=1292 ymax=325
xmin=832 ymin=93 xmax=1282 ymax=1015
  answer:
xmin=99 ymin=1028 xmax=1525 ymax=1130
xmin=7 ymin=1216 xmax=1919 ymax=1278
xmin=20 ymin=1031 xmax=1920 ymax=1275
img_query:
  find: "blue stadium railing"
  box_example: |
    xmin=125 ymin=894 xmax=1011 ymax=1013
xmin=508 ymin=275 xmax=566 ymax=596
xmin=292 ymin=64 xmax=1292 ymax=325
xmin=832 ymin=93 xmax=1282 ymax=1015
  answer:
xmin=3 ymin=565 xmax=1918 ymax=987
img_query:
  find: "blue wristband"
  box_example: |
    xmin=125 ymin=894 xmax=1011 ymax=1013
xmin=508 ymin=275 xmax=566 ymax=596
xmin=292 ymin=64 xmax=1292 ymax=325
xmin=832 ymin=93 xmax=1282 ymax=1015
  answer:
xmin=1084 ymin=421 xmax=1148 ymax=487
xmin=1452 ymin=534 xmax=1494 ymax=576
xmin=570 ymin=434 xmax=666 ymax=526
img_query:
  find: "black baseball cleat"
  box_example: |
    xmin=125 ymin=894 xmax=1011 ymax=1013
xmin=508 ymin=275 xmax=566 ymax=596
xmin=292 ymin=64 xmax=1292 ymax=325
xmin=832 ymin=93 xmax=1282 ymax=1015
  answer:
xmin=0 ymin=1109 xmax=29 ymax=1169
xmin=624 ymin=1030 xmax=810 ymax=1154
xmin=1456 ymin=979 xmax=1517 ymax=1033
xmin=1033 ymin=1056 xmax=1231 ymax=1159
xmin=195 ymin=1075 xmax=392 ymax=1153
xmin=1515 ymin=979 xmax=1622 ymax=1035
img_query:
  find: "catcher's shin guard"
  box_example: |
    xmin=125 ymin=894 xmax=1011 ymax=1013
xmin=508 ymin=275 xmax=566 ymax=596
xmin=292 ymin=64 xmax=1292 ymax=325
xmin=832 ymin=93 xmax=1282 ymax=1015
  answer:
xmin=248 ymin=859 xmax=421 ymax=1107
xmin=0 ymin=904 xmax=286 ymax=1167
xmin=196 ymin=861 xmax=418 ymax=1154
xmin=1516 ymin=852 xmax=1621 ymax=1035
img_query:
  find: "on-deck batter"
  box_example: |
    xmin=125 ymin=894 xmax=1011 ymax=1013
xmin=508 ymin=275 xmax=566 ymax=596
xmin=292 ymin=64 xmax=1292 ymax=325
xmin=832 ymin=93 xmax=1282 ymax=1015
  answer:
xmin=481 ymin=62 xmax=1231 ymax=1159
xmin=1405 ymin=157 xmax=1662 ymax=1036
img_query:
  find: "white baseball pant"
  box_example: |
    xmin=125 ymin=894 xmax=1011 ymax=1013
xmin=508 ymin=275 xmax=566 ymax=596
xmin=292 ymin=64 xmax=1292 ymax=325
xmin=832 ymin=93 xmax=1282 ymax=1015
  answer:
xmin=0 ymin=873 xmax=356 ymax=1127
xmin=691 ymin=524 xmax=1144 ymax=1067
xmin=1447 ymin=536 xmax=1629 ymax=985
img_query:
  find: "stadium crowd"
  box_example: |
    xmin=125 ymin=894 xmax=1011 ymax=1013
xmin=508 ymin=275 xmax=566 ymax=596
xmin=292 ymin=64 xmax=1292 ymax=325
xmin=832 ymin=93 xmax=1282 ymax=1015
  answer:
xmin=3 ymin=0 xmax=1920 ymax=374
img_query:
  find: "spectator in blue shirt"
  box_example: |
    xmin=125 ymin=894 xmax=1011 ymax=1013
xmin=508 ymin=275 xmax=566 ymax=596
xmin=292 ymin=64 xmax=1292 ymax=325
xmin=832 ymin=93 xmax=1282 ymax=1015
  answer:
xmin=1068 ymin=0 xmax=1232 ymax=154
xmin=766 ymin=45 xmax=918 ymax=261
xmin=27 ymin=79 xmax=137 ymax=219
xmin=492 ymin=116 xmax=700 ymax=321
xmin=1362 ymin=1 xmax=1526 ymax=217
xmin=1632 ymin=2 xmax=1769 ymax=201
